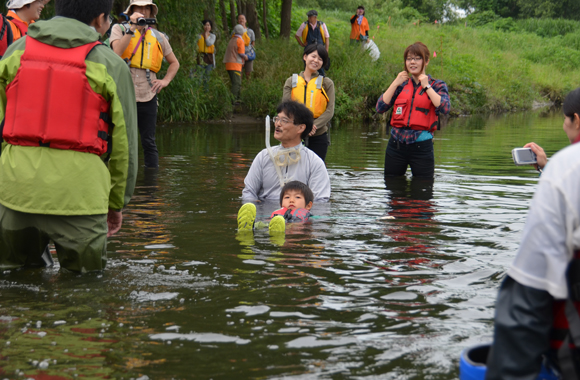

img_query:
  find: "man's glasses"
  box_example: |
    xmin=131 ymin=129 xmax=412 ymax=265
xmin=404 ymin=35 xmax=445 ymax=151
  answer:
xmin=272 ymin=116 xmax=295 ymax=126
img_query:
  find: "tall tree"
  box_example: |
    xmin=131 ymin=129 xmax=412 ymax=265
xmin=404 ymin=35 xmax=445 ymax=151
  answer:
xmin=219 ymin=0 xmax=229 ymax=34
xmin=262 ymin=0 xmax=269 ymax=39
xmin=204 ymin=0 xmax=216 ymax=23
xmin=246 ymin=0 xmax=262 ymax=39
xmin=229 ymin=0 xmax=237 ymax=27
xmin=280 ymin=0 xmax=292 ymax=38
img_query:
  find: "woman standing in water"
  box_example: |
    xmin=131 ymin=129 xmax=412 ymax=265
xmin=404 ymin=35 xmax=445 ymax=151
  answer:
xmin=283 ymin=44 xmax=335 ymax=162
xmin=376 ymin=41 xmax=450 ymax=178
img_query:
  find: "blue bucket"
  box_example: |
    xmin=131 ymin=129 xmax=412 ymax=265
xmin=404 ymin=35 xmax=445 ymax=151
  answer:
xmin=460 ymin=344 xmax=559 ymax=380
xmin=459 ymin=344 xmax=489 ymax=380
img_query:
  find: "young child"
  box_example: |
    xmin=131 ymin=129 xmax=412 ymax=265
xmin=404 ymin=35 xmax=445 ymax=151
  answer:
xmin=238 ymin=181 xmax=314 ymax=233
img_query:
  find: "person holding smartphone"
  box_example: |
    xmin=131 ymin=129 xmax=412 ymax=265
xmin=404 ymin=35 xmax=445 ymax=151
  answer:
xmin=486 ymin=87 xmax=580 ymax=379
xmin=523 ymin=105 xmax=580 ymax=172
xmin=376 ymin=41 xmax=450 ymax=179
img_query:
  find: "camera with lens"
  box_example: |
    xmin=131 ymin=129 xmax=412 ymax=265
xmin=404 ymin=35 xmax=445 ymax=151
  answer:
xmin=136 ymin=17 xmax=156 ymax=26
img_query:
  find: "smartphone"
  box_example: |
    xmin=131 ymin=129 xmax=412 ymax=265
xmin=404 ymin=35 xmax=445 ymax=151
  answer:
xmin=512 ymin=148 xmax=537 ymax=166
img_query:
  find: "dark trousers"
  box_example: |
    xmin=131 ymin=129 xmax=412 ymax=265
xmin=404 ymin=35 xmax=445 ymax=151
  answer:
xmin=227 ymin=70 xmax=242 ymax=100
xmin=306 ymin=132 xmax=329 ymax=162
xmin=0 ymin=204 xmax=107 ymax=272
xmin=137 ymin=95 xmax=159 ymax=168
xmin=384 ymin=137 xmax=434 ymax=178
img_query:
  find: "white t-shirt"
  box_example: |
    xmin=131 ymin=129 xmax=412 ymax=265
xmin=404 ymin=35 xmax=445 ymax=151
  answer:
xmin=242 ymin=143 xmax=331 ymax=202
xmin=508 ymin=142 xmax=580 ymax=299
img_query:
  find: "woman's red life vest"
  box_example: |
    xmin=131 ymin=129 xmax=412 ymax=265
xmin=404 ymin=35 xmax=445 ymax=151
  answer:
xmin=390 ymin=79 xmax=438 ymax=132
xmin=6 ymin=15 xmax=27 ymax=39
xmin=2 ymin=37 xmax=112 ymax=156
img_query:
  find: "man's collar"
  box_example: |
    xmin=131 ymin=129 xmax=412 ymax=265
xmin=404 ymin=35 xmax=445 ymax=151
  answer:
xmin=279 ymin=142 xmax=303 ymax=149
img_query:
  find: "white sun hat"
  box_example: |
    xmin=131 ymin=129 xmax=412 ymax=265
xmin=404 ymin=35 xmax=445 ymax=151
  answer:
xmin=6 ymin=0 xmax=36 ymax=10
xmin=124 ymin=0 xmax=159 ymax=17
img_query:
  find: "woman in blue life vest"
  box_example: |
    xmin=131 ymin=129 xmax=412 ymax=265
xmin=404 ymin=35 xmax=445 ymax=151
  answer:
xmin=485 ymin=88 xmax=580 ymax=380
xmin=282 ymin=44 xmax=335 ymax=162
xmin=376 ymin=41 xmax=450 ymax=179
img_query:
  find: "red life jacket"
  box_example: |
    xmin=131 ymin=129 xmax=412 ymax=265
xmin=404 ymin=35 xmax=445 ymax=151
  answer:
xmin=390 ymin=79 xmax=438 ymax=132
xmin=550 ymin=249 xmax=580 ymax=350
xmin=271 ymin=207 xmax=288 ymax=218
xmin=2 ymin=37 xmax=112 ymax=156
xmin=270 ymin=207 xmax=311 ymax=222
xmin=0 ymin=14 xmax=13 ymax=58
xmin=6 ymin=15 xmax=27 ymax=39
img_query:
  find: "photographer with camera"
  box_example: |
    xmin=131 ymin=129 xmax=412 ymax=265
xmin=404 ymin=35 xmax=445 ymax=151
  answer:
xmin=486 ymin=88 xmax=580 ymax=379
xmin=110 ymin=0 xmax=179 ymax=169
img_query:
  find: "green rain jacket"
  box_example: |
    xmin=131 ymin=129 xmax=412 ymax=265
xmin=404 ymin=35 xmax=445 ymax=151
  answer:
xmin=0 ymin=17 xmax=138 ymax=215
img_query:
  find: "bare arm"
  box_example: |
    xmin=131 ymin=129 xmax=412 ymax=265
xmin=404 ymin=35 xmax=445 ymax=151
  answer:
xmin=151 ymin=52 xmax=180 ymax=94
xmin=295 ymin=34 xmax=305 ymax=47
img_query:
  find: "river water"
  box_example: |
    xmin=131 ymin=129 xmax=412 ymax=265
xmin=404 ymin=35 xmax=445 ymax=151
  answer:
xmin=0 ymin=109 xmax=569 ymax=379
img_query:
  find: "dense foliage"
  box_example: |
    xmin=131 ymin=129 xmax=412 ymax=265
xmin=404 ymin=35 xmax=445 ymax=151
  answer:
xmin=2 ymin=0 xmax=578 ymax=121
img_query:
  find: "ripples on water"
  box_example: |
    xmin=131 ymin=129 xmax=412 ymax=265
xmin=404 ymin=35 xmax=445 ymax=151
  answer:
xmin=0 ymin=110 xmax=569 ymax=379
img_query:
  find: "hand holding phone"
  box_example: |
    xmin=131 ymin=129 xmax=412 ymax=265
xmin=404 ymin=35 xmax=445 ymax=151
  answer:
xmin=512 ymin=148 xmax=537 ymax=166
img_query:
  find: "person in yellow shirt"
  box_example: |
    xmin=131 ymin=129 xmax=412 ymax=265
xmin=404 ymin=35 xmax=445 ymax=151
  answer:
xmin=223 ymin=24 xmax=247 ymax=103
xmin=5 ymin=0 xmax=49 ymax=41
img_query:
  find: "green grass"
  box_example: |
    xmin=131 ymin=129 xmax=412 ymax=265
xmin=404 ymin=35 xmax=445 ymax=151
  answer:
xmin=154 ymin=7 xmax=580 ymax=121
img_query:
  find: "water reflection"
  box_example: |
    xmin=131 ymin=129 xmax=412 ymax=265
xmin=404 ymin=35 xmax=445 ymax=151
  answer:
xmin=0 ymin=110 xmax=571 ymax=379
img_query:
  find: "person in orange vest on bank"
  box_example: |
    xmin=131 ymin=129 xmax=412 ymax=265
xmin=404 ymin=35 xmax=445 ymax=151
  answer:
xmin=6 ymin=0 xmax=49 ymax=42
xmin=349 ymin=6 xmax=369 ymax=44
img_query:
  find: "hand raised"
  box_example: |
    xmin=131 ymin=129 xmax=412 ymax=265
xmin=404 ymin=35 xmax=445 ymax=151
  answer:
xmin=394 ymin=71 xmax=409 ymax=86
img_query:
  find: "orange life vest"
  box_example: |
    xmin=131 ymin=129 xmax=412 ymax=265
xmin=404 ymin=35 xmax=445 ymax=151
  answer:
xmin=390 ymin=79 xmax=438 ymax=132
xmin=3 ymin=37 xmax=112 ymax=155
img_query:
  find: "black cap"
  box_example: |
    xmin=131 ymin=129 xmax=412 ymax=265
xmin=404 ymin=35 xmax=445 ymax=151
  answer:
xmin=306 ymin=10 xmax=318 ymax=17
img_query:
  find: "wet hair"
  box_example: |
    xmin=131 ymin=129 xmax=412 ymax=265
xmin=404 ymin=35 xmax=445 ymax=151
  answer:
xmin=280 ymin=181 xmax=314 ymax=207
xmin=303 ymin=43 xmax=329 ymax=71
xmin=275 ymin=100 xmax=314 ymax=140
xmin=403 ymin=41 xmax=430 ymax=72
xmin=563 ymin=88 xmax=580 ymax=121
xmin=202 ymin=19 xmax=213 ymax=31
xmin=56 ymin=0 xmax=113 ymax=25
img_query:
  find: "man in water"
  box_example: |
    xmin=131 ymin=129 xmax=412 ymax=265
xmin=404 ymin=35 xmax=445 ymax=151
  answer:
xmin=0 ymin=0 xmax=138 ymax=272
xmin=242 ymin=101 xmax=330 ymax=202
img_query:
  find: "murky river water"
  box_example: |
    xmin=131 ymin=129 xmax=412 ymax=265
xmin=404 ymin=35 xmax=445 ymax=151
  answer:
xmin=0 ymin=109 xmax=570 ymax=379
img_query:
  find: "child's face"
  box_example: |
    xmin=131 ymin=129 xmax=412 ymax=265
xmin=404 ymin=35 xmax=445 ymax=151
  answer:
xmin=282 ymin=190 xmax=313 ymax=210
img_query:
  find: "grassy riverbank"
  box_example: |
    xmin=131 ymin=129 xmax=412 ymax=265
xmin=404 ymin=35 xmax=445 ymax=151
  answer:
xmin=159 ymin=8 xmax=580 ymax=122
